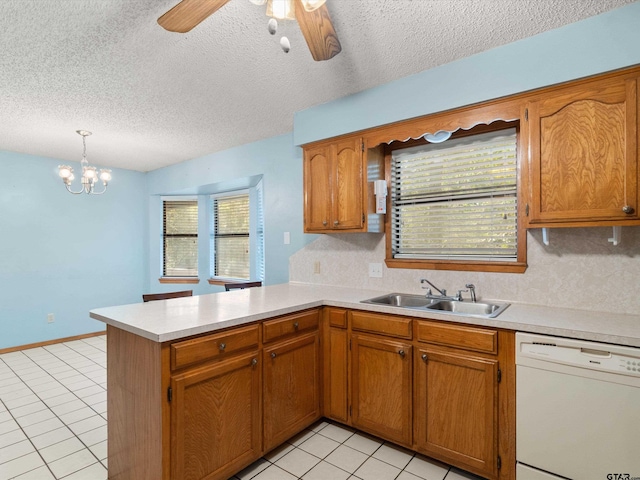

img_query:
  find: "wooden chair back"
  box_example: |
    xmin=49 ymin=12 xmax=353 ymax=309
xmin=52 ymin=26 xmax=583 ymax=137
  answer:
xmin=224 ymin=281 xmax=262 ymax=291
xmin=142 ymin=290 xmax=193 ymax=302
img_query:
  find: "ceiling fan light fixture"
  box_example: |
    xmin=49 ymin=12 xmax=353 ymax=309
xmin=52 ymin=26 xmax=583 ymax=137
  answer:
xmin=267 ymin=0 xmax=295 ymax=20
xmin=300 ymin=0 xmax=326 ymax=12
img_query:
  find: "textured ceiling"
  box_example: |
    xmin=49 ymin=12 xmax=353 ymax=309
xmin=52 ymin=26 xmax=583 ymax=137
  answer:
xmin=0 ymin=0 xmax=635 ymax=172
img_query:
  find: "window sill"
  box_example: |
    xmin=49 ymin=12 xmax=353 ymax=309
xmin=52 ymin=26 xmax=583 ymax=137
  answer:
xmin=159 ymin=277 xmax=200 ymax=284
xmin=385 ymin=258 xmax=527 ymax=274
xmin=208 ymin=278 xmax=250 ymax=286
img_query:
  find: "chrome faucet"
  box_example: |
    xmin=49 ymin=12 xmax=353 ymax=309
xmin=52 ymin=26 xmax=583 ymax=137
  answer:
xmin=421 ymin=278 xmax=477 ymax=302
xmin=465 ymin=284 xmax=477 ymax=302
xmin=420 ymin=278 xmax=446 ymax=298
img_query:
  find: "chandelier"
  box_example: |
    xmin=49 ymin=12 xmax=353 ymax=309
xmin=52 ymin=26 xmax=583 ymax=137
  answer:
xmin=58 ymin=130 xmax=112 ymax=195
xmin=250 ymin=0 xmax=327 ymax=53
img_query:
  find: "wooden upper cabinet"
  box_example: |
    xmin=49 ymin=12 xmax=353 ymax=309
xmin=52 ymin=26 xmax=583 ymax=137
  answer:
xmin=303 ymin=136 xmax=365 ymax=232
xmin=525 ymin=73 xmax=639 ymax=226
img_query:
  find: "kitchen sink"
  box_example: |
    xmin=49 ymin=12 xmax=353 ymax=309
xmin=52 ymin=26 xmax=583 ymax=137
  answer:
xmin=361 ymin=293 xmax=509 ymax=318
xmin=425 ymin=300 xmax=509 ymax=318
xmin=361 ymin=293 xmax=438 ymax=309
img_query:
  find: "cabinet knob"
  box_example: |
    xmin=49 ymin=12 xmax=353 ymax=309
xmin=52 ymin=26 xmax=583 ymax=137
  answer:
xmin=333 ymin=220 xmax=339 ymax=226
xmin=293 ymin=322 xmax=299 ymax=330
xmin=622 ymin=205 xmax=635 ymax=214
xmin=322 ymin=220 xmax=328 ymax=226
xmin=398 ymin=350 xmax=405 ymax=358
xmin=219 ymin=343 xmax=226 ymax=351
xmin=421 ymin=354 xmax=428 ymax=362
xmin=270 ymin=352 xmax=277 ymax=359
xmin=251 ymin=358 xmax=258 ymax=366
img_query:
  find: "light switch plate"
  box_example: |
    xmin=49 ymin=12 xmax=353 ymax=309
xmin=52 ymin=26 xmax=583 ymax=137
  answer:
xmin=368 ymin=263 xmax=383 ymax=278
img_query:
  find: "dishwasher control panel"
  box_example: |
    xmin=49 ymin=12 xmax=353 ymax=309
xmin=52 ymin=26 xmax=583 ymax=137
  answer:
xmin=517 ymin=333 xmax=640 ymax=378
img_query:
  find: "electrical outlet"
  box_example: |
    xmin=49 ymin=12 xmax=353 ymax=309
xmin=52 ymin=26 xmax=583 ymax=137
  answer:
xmin=47 ymin=313 xmax=55 ymax=323
xmin=313 ymin=261 xmax=321 ymax=274
xmin=368 ymin=263 xmax=383 ymax=278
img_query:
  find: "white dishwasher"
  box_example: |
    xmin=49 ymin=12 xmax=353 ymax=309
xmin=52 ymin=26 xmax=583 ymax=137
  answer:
xmin=516 ymin=332 xmax=640 ymax=480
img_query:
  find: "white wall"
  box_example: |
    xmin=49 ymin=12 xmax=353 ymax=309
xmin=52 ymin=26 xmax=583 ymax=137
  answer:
xmin=290 ymin=228 xmax=640 ymax=314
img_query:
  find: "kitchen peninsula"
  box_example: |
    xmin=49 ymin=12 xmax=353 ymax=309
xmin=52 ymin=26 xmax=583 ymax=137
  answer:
xmin=91 ymin=282 xmax=640 ymax=480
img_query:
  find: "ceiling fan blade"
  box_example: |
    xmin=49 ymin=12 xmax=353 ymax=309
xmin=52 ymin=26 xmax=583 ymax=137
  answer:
xmin=294 ymin=0 xmax=341 ymax=61
xmin=158 ymin=0 xmax=231 ymax=33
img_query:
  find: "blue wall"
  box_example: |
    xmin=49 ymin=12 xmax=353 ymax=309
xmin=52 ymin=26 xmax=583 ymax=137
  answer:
xmin=0 ymin=151 xmax=147 ymax=349
xmin=294 ymin=1 xmax=640 ymax=145
xmin=145 ymin=133 xmax=314 ymax=295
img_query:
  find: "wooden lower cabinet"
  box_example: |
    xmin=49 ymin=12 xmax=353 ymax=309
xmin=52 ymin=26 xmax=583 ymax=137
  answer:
xmin=351 ymin=333 xmax=412 ymax=446
xmin=170 ymin=351 xmax=262 ymax=480
xmin=263 ymin=331 xmax=321 ymax=451
xmin=107 ymin=307 xmax=513 ymax=480
xmin=414 ymin=347 xmax=499 ymax=479
xmin=324 ymin=326 xmax=349 ymax=422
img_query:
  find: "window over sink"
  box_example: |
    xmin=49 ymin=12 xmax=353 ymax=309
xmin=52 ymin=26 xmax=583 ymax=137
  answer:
xmin=386 ymin=122 xmax=527 ymax=273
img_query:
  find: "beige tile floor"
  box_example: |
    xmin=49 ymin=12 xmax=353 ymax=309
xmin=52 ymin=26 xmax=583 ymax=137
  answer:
xmin=0 ymin=335 xmax=482 ymax=480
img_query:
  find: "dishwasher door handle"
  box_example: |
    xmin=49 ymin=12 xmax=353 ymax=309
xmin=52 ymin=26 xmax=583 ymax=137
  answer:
xmin=580 ymin=348 xmax=612 ymax=358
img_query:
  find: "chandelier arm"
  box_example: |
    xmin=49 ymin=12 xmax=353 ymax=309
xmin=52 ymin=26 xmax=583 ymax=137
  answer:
xmin=65 ymin=183 xmax=85 ymax=195
xmin=89 ymin=184 xmax=108 ymax=195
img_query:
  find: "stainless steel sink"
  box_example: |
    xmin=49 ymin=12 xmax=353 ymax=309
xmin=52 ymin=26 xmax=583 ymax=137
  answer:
xmin=361 ymin=293 xmax=509 ymax=318
xmin=425 ymin=300 xmax=509 ymax=318
xmin=361 ymin=293 xmax=437 ymax=309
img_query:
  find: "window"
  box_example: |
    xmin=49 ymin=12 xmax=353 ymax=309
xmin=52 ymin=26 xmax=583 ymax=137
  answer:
xmin=163 ymin=199 xmax=198 ymax=277
xmin=388 ymin=126 xmax=525 ymax=272
xmin=210 ymin=184 xmax=264 ymax=281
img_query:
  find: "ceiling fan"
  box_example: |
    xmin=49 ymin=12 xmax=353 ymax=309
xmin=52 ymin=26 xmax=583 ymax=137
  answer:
xmin=158 ymin=0 xmax=342 ymax=61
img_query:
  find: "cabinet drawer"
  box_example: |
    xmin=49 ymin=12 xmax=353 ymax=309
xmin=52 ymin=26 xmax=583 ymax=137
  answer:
xmin=171 ymin=324 xmax=259 ymax=370
xmin=262 ymin=309 xmax=320 ymax=343
xmin=327 ymin=308 xmax=348 ymax=328
xmin=416 ymin=320 xmax=497 ymax=354
xmin=351 ymin=311 xmax=412 ymax=339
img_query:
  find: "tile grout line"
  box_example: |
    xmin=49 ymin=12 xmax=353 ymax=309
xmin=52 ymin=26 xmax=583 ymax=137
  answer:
xmin=0 ymin=395 xmax=57 ymax=479
xmin=0 ymin=346 xmax=107 ymax=478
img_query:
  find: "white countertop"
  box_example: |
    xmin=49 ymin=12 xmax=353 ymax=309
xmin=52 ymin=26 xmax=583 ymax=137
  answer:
xmin=90 ymin=282 xmax=640 ymax=347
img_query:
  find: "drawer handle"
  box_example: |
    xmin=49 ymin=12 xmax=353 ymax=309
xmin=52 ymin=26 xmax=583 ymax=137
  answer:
xmin=333 ymin=220 xmax=339 ymax=226
xmin=270 ymin=352 xmax=277 ymax=359
xmin=293 ymin=322 xmax=299 ymax=330
xmin=421 ymin=354 xmax=428 ymax=362
xmin=623 ymin=205 xmax=635 ymax=214
xmin=219 ymin=343 xmax=226 ymax=351
xmin=398 ymin=350 xmax=405 ymax=358
xmin=251 ymin=358 xmax=258 ymax=366
xmin=322 ymin=220 xmax=328 ymax=226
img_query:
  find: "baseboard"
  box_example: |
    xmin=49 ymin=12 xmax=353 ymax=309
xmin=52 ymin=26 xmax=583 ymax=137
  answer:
xmin=0 ymin=331 xmax=106 ymax=354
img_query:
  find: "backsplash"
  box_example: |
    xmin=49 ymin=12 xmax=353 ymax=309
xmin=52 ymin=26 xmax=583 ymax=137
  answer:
xmin=290 ymin=227 xmax=640 ymax=315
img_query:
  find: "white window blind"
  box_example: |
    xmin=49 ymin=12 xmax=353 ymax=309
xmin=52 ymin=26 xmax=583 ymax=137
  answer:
xmin=212 ymin=194 xmax=251 ymax=279
xmin=391 ymin=128 xmax=518 ymax=261
xmin=254 ymin=181 xmax=265 ymax=282
xmin=163 ymin=200 xmax=198 ymax=277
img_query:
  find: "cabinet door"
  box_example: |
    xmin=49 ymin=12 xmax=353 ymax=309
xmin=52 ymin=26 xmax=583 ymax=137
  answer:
xmin=351 ymin=334 xmax=412 ymax=446
xmin=324 ymin=326 xmax=349 ymax=423
xmin=263 ymin=331 xmax=321 ymax=451
xmin=414 ymin=348 xmax=498 ymax=478
xmin=170 ymin=351 xmax=261 ymax=480
xmin=333 ymin=137 xmax=365 ymax=229
xmin=304 ymin=145 xmax=332 ymax=231
xmin=527 ymin=76 xmax=638 ymax=224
